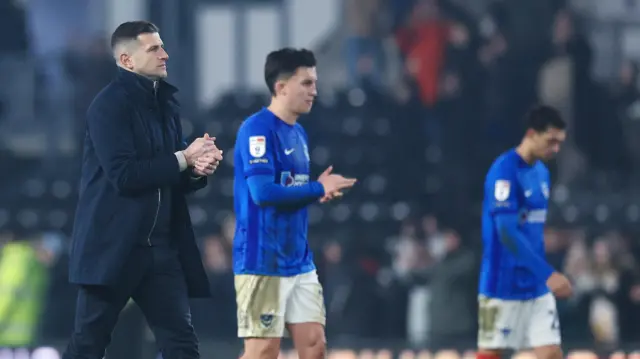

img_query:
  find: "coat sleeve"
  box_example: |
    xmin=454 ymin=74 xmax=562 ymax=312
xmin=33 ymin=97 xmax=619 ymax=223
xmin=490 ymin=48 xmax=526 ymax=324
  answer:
xmin=87 ymin=92 xmax=183 ymax=195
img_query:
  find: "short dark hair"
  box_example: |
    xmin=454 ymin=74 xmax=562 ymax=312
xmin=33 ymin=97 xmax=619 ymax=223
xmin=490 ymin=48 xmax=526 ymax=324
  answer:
xmin=264 ymin=48 xmax=316 ymax=95
xmin=525 ymin=105 xmax=566 ymax=132
xmin=110 ymin=21 xmax=159 ymax=49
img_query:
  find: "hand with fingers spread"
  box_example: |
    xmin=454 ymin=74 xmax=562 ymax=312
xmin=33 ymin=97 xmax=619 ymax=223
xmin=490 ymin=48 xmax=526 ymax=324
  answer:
xmin=193 ymin=133 xmax=223 ymax=176
xmin=317 ymin=165 xmax=356 ymax=203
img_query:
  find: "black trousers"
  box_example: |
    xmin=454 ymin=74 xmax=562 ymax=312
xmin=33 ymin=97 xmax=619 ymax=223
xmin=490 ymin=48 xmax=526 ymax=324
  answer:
xmin=63 ymin=246 xmax=199 ymax=359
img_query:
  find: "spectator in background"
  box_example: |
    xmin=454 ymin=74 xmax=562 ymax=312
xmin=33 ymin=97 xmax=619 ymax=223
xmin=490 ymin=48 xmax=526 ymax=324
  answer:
xmin=343 ymin=0 xmax=387 ymax=90
xmin=538 ymin=8 xmax=630 ymax=189
xmin=395 ymin=0 xmax=450 ymax=108
xmin=439 ymin=21 xmax=478 ymax=135
xmin=394 ymin=0 xmax=451 ymax=151
xmin=317 ymin=241 xmax=353 ymax=339
xmin=477 ymin=2 xmax=516 ymax=156
xmin=386 ymin=220 xmax=430 ymax=345
xmin=538 ymin=9 xmax=583 ymax=185
xmin=615 ymin=243 xmax=640 ymax=343
xmin=612 ymin=60 xmax=640 ymax=177
xmin=0 ymin=234 xmax=56 ymax=347
xmin=422 ymin=214 xmax=446 ymax=261
xmin=562 ymin=237 xmax=594 ymax=343
xmin=612 ymin=60 xmax=639 ymax=113
xmin=328 ymin=243 xmax=386 ymax=340
xmin=588 ymin=239 xmax=620 ymax=345
xmin=423 ymin=230 xmax=477 ymax=350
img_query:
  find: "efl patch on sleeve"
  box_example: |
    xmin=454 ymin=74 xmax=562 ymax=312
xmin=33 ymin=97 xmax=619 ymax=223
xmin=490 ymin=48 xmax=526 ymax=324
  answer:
xmin=494 ymin=180 xmax=511 ymax=201
xmin=249 ymin=136 xmax=266 ymax=158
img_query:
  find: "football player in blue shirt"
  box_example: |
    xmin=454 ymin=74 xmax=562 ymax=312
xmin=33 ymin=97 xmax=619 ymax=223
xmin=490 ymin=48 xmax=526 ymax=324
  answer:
xmin=478 ymin=105 xmax=573 ymax=359
xmin=233 ymin=48 xmax=357 ymax=359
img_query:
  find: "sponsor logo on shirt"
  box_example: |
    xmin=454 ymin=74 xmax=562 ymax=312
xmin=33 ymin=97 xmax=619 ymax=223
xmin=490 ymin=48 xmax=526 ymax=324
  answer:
xmin=280 ymin=171 xmax=309 ymax=187
xmin=519 ymin=209 xmax=547 ymax=223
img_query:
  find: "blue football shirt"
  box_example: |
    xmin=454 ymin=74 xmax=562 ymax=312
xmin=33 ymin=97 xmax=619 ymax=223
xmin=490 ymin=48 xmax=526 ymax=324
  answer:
xmin=479 ymin=149 xmax=551 ymax=300
xmin=233 ymin=108 xmax=316 ymax=276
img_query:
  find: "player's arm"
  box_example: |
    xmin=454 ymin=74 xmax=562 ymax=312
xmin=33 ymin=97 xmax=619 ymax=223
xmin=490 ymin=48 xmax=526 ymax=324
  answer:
xmin=239 ymin=123 xmax=325 ymax=207
xmin=87 ymin=94 xmax=186 ymax=195
xmin=495 ymin=214 xmax=554 ymax=280
xmin=489 ymin=174 xmax=555 ymax=282
xmin=177 ymin=140 xmax=208 ymax=194
xmin=247 ymin=175 xmax=324 ymax=206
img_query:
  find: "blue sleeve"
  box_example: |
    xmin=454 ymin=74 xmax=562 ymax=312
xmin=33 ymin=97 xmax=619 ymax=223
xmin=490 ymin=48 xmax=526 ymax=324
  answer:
xmin=247 ymin=175 xmax=325 ymax=207
xmin=486 ymin=162 xmax=521 ymax=214
xmin=87 ymin=92 xmax=181 ymax=195
xmin=495 ymin=213 xmax=555 ymax=281
xmin=237 ymin=120 xmax=277 ymax=177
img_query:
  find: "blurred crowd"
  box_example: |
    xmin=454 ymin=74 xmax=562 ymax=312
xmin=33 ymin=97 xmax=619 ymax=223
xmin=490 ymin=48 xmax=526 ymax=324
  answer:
xmin=343 ymin=0 xmax=640 ymax=190
xmin=336 ymin=0 xmax=640 ymax=348
xmin=185 ymin=213 xmax=640 ymax=349
xmin=2 ymin=0 xmax=640 ymax=353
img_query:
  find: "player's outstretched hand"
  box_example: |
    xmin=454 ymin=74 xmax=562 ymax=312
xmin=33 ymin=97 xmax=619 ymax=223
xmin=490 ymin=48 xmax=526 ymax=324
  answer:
xmin=546 ymin=272 xmax=573 ymax=298
xmin=193 ymin=133 xmax=223 ymax=176
xmin=317 ymin=165 xmax=356 ymax=199
xmin=184 ymin=134 xmax=217 ymax=166
xmin=318 ymin=166 xmax=340 ymax=203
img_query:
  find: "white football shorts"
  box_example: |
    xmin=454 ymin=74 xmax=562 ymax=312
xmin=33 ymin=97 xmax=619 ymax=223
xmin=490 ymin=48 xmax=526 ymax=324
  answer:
xmin=477 ymin=293 xmax=561 ymax=350
xmin=235 ymin=270 xmax=326 ymax=338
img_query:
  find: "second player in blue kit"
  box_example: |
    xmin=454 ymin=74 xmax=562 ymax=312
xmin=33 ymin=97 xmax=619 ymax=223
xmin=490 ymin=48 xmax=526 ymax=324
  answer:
xmin=234 ymin=108 xmax=321 ymax=275
xmin=478 ymin=105 xmax=573 ymax=359
xmin=233 ymin=48 xmax=357 ymax=359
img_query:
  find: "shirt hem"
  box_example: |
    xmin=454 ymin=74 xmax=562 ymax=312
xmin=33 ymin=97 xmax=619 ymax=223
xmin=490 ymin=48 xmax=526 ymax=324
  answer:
xmin=478 ymin=290 xmax=550 ymax=301
xmin=234 ymin=266 xmax=316 ymax=277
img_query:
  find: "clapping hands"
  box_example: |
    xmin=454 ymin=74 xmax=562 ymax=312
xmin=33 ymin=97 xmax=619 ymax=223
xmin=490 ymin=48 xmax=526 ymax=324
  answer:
xmin=183 ymin=133 xmax=223 ymax=177
xmin=317 ymin=165 xmax=357 ymax=203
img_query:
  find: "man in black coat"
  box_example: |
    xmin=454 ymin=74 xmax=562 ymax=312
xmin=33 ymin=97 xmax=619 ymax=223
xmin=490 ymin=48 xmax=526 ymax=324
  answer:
xmin=63 ymin=21 xmax=222 ymax=359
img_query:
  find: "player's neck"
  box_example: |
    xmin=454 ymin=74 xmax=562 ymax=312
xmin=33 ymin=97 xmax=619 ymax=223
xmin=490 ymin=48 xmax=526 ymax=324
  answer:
xmin=515 ymin=144 xmax=536 ymax=165
xmin=267 ymin=103 xmax=298 ymax=125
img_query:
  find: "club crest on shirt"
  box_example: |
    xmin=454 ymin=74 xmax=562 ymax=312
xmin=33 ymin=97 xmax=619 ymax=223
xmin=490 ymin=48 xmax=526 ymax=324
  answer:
xmin=260 ymin=314 xmax=274 ymax=328
xmin=249 ymin=136 xmax=266 ymax=157
xmin=494 ymin=180 xmax=510 ymax=201
xmin=541 ymin=182 xmax=549 ymax=199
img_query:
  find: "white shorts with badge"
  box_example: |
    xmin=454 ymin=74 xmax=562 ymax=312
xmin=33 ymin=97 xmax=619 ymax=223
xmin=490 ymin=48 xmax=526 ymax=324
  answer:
xmin=235 ymin=270 xmax=326 ymax=338
xmin=477 ymin=293 xmax=561 ymax=350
